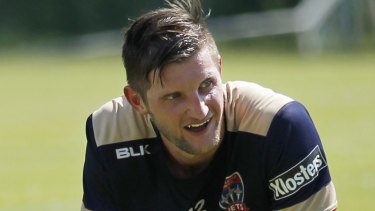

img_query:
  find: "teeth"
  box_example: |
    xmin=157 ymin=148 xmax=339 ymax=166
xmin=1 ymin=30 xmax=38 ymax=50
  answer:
xmin=187 ymin=119 xmax=210 ymax=129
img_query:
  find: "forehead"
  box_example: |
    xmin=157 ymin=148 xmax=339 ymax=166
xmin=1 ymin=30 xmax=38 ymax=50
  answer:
xmin=148 ymin=48 xmax=219 ymax=91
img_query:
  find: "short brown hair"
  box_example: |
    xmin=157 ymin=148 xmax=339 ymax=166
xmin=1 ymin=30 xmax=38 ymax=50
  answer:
xmin=122 ymin=0 xmax=219 ymax=99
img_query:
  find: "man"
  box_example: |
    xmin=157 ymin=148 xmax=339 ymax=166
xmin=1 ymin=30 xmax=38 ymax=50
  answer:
xmin=82 ymin=0 xmax=337 ymax=210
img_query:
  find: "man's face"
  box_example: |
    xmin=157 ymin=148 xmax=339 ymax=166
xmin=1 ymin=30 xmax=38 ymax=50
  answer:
xmin=144 ymin=47 xmax=225 ymax=156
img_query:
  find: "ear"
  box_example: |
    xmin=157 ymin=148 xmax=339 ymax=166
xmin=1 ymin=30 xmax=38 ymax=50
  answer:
xmin=124 ymin=86 xmax=148 ymax=115
xmin=218 ymin=54 xmax=222 ymax=75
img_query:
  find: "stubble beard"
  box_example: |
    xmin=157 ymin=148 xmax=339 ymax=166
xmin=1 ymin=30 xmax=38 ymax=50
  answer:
xmin=149 ymin=113 xmax=224 ymax=155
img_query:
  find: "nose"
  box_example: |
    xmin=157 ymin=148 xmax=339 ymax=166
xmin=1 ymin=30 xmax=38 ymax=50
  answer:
xmin=186 ymin=92 xmax=209 ymax=119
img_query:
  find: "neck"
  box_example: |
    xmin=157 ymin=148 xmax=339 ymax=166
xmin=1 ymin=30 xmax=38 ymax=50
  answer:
xmin=164 ymin=146 xmax=218 ymax=179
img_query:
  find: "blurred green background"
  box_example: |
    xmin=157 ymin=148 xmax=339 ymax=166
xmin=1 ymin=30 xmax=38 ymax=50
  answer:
xmin=1 ymin=0 xmax=374 ymax=210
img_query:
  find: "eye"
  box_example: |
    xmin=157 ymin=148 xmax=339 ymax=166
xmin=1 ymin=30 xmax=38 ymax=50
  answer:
xmin=200 ymin=79 xmax=213 ymax=90
xmin=163 ymin=92 xmax=181 ymax=100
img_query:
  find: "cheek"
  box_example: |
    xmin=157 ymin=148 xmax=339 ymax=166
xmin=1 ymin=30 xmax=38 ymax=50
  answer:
xmin=206 ymin=88 xmax=224 ymax=110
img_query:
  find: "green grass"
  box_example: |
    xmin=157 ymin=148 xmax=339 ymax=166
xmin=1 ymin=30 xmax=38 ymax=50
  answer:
xmin=1 ymin=46 xmax=374 ymax=210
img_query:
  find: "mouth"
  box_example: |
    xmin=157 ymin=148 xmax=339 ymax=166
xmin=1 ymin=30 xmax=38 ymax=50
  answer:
xmin=185 ymin=118 xmax=211 ymax=132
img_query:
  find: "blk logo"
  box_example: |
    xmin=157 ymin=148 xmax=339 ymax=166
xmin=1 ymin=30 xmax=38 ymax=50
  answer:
xmin=116 ymin=144 xmax=151 ymax=159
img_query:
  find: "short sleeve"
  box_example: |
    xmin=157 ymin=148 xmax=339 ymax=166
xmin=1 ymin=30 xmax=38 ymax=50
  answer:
xmin=265 ymin=101 xmax=334 ymax=210
xmin=82 ymin=115 xmax=120 ymax=211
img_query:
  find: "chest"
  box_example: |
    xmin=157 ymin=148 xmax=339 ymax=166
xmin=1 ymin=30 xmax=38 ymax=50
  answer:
xmin=102 ymin=135 xmax=272 ymax=210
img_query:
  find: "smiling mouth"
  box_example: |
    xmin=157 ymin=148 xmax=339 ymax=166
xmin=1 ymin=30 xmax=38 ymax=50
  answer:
xmin=185 ymin=119 xmax=211 ymax=132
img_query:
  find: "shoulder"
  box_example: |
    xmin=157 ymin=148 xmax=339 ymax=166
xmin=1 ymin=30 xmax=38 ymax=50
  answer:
xmin=89 ymin=96 xmax=157 ymax=147
xmin=224 ymin=81 xmax=294 ymax=136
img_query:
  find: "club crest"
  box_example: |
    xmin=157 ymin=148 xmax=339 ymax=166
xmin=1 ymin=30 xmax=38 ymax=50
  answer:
xmin=219 ymin=172 xmax=249 ymax=211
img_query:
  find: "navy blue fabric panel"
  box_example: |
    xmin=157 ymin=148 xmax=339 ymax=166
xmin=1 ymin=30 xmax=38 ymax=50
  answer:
xmin=266 ymin=102 xmax=332 ymax=209
xmin=82 ymin=115 xmax=121 ymax=211
xmin=224 ymin=131 xmax=274 ymax=211
xmin=98 ymin=139 xmax=166 ymax=210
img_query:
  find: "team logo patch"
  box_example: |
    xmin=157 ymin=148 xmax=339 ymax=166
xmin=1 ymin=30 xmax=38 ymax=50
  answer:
xmin=268 ymin=145 xmax=327 ymax=200
xmin=219 ymin=172 xmax=249 ymax=211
